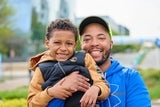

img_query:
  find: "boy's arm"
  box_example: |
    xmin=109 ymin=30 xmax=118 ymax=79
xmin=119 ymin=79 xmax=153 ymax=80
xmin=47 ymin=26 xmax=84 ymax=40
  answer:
xmin=27 ymin=67 xmax=90 ymax=107
xmin=27 ymin=67 xmax=53 ymax=107
xmin=85 ymin=53 xmax=110 ymax=100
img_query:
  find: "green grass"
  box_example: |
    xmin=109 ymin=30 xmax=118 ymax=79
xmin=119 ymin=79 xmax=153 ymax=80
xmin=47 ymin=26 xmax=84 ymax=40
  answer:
xmin=0 ymin=85 xmax=28 ymax=99
xmin=0 ymin=86 xmax=28 ymax=107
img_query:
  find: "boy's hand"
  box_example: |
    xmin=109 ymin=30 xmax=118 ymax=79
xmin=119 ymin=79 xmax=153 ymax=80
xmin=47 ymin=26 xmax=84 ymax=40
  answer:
xmin=80 ymin=85 xmax=100 ymax=107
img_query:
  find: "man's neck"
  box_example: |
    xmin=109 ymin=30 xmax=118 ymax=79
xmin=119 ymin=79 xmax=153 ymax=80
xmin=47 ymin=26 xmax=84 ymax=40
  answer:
xmin=100 ymin=59 xmax=111 ymax=72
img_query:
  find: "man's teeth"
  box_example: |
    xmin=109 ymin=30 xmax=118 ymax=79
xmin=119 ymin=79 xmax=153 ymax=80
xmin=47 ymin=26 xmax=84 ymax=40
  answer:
xmin=91 ymin=51 xmax=101 ymax=55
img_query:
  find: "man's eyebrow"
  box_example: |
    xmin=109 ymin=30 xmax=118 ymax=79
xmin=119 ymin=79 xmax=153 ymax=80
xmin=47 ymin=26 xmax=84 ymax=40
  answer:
xmin=97 ymin=33 xmax=106 ymax=36
xmin=83 ymin=34 xmax=91 ymax=37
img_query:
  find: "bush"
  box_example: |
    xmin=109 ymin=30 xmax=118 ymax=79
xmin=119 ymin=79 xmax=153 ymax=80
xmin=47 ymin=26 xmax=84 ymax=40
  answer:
xmin=139 ymin=69 xmax=160 ymax=100
xmin=0 ymin=98 xmax=26 ymax=107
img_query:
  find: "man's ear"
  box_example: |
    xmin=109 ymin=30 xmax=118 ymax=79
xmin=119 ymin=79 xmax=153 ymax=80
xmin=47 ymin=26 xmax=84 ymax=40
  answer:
xmin=110 ymin=40 xmax=113 ymax=49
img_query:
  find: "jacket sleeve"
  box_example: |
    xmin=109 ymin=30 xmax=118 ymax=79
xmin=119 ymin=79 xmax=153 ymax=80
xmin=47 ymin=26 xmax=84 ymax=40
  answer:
xmin=85 ymin=53 xmax=110 ymax=100
xmin=126 ymin=70 xmax=151 ymax=107
xmin=27 ymin=67 xmax=53 ymax=107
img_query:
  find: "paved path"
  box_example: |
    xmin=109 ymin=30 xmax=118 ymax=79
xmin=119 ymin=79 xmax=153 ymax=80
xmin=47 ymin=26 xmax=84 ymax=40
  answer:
xmin=0 ymin=62 xmax=30 ymax=90
xmin=0 ymin=76 xmax=29 ymax=91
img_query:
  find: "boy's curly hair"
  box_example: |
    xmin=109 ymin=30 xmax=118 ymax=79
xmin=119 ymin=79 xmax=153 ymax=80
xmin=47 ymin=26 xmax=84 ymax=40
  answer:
xmin=46 ymin=18 xmax=78 ymax=41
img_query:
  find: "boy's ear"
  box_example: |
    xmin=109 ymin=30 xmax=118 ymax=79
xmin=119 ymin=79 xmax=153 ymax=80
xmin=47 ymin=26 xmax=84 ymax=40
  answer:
xmin=45 ymin=39 xmax=49 ymax=48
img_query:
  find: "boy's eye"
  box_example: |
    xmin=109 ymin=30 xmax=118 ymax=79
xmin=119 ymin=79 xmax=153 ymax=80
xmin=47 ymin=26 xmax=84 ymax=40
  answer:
xmin=67 ymin=42 xmax=73 ymax=45
xmin=53 ymin=41 xmax=60 ymax=44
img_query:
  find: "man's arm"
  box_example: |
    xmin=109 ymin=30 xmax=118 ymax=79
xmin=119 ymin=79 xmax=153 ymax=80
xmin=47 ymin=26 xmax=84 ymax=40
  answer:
xmin=126 ymin=70 xmax=151 ymax=107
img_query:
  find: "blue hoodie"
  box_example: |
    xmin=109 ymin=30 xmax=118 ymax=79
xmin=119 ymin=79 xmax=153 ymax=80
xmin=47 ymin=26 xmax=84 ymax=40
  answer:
xmin=100 ymin=58 xmax=151 ymax=107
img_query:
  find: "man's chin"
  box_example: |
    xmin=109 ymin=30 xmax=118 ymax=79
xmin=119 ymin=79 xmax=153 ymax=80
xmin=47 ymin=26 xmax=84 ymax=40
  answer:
xmin=92 ymin=57 xmax=102 ymax=62
xmin=94 ymin=58 xmax=104 ymax=65
xmin=92 ymin=49 xmax=111 ymax=66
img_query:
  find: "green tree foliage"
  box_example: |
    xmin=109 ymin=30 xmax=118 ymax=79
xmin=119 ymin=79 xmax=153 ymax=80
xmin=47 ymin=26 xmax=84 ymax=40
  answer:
xmin=31 ymin=8 xmax=46 ymax=54
xmin=112 ymin=44 xmax=140 ymax=53
xmin=0 ymin=0 xmax=15 ymax=55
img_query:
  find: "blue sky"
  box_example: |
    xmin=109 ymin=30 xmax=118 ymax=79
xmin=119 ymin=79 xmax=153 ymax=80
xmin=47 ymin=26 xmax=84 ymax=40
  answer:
xmin=75 ymin=0 xmax=160 ymax=37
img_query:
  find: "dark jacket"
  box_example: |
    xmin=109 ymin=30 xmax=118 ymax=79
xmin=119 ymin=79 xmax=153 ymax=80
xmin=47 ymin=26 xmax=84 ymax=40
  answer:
xmin=39 ymin=52 xmax=93 ymax=107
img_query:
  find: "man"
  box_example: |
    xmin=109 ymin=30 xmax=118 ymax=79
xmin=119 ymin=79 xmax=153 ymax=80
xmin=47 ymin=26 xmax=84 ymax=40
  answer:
xmin=78 ymin=16 xmax=151 ymax=107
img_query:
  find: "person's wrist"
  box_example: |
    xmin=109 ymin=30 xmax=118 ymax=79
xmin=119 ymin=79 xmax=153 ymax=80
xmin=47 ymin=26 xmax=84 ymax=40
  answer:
xmin=93 ymin=85 xmax=101 ymax=96
xmin=46 ymin=86 xmax=54 ymax=97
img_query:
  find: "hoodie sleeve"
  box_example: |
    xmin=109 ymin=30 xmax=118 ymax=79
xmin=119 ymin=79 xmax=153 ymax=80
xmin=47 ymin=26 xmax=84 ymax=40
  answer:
xmin=126 ymin=70 xmax=151 ymax=107
xmin=27 ymin=67 xmax=53 ymax=107
xmin=85 ymin=53 xmax=110 ymax=100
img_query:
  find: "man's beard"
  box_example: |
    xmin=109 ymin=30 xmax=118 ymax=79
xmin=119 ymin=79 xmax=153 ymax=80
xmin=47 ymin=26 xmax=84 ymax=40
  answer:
xmin=96 ymin=49 xmax=111 ymax=66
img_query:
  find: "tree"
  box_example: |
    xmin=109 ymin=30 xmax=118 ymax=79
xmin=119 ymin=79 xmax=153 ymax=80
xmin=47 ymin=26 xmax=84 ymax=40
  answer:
xmin=0 ymin=0 xmax=15 ymax=55
xmin=30 ymin=7 xmax=46 ymax=54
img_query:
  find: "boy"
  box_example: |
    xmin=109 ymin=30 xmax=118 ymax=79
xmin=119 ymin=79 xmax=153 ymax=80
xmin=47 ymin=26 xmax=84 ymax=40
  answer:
xmin=27 ymin=18 xmax=110 ymax=107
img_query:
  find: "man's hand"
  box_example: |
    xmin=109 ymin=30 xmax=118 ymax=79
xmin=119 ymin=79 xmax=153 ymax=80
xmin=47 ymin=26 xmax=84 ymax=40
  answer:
xmin=47 ymin=72 xmax=90 ymax=100
xmin=62 ymin=71 xmax=90 ymax=92
xmin=47 ymin=78 xmax=72 ymax=99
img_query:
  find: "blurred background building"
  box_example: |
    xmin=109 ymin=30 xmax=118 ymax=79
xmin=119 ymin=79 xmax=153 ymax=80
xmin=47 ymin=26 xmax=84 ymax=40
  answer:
xmin=1 ymin=0 xmax=159 ymax=69
xmin=7 ymin=0 xmax=32 ymax=34
xmin=32 ymin=0 xmax=76 ymax=24
xmin=8 ymin=0 xmax=128 ymax=38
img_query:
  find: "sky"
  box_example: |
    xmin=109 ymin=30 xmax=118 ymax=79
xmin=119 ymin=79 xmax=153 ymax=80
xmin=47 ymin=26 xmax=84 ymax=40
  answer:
xmin=75 ymin=0 xmax=160 ymax=37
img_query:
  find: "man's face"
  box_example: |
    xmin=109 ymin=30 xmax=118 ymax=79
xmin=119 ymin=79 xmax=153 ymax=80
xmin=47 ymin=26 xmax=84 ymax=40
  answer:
xmin=81 ymin=23 xmax=113 ymax=65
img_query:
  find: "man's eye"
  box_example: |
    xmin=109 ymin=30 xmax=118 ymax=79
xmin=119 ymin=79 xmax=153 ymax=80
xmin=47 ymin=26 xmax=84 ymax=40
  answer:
xmin=83 ymin=38 xmax=90 ymax=42
xmin=99 ymin=37 xmax=105 ymax=40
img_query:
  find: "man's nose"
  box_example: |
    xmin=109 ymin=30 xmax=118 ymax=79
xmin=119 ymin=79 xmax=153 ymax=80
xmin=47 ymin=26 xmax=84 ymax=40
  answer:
xmin=91 ymin=39 xmax=99 ymax=46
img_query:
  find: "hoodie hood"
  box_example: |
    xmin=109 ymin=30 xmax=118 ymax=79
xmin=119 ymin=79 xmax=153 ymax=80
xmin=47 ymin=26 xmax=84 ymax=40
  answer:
xmin=29 ymin=51 xmax=54 ymax=71
xmin=105 ymin=57 xmax=124 ymax=77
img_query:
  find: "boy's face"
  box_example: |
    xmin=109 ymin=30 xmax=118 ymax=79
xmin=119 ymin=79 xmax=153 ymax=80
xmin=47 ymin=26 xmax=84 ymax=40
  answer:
xmin=45 ymin=30 xmax=76 ymax=61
